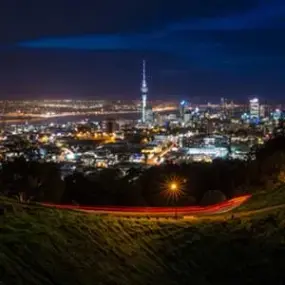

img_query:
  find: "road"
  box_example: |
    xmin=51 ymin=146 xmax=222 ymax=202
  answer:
xmin=42 ymin=194 xmax=251 ymax=217
xmin=147 ymin=143 xmax=175 ymax=165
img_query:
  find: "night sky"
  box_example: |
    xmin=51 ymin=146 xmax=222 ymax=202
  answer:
xmin=0 ymin=0 xmax=284 ymax=101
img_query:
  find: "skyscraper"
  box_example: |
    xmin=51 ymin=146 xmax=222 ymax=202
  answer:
xmin=141 ymin=60 xmax=148 ymax=123
xmin=105 ymin=118 xmax=117 ymax=134
xmin=179 ymin=100 xmax=189 ymax=118
xmin=179 ymin=100 xmax=192 ymax=124
xmin=249 ymin=98 xmax=260 ymax=119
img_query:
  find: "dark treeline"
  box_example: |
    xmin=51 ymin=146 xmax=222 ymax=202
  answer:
xmin=1 ymin=136 xmax=285 ymax=207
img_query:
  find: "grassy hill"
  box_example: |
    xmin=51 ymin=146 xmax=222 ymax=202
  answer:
xmin=236 ymin=184 xmax=285 ymax=211
xmin=1 ymin=194 xmax=285 ymax=285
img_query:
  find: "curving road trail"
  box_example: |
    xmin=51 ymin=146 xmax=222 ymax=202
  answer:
xmin=42 ymin=195 xmax=251 ymax=217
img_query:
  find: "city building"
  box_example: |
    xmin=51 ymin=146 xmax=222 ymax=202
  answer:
xmin=154 ymin=113 xmax=163 ymax=125
xmin=145 ymin=107 xmax=154 ymax=124
xmin=179 ymin=100 xmax=192 ymax=124
xmin=179 ymin=100 xmax=188 ymax=118
xmin=183 ymin=111 xmax=192 ymax=124
xmin=260 ymin=105 xmax=265 ymax=118
xmin=105 ymin=118 xmax=118 ymax=134
xmin=249 ymin=98 xmax=260 ymax=119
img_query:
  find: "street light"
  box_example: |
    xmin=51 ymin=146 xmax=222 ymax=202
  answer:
xmin=162 ymin=176 xmax=185 ymax=219
xmin=170 ymin=182 xmax=178 ymax=191
xmin=167 ymin=181 xmax=181 ymax=219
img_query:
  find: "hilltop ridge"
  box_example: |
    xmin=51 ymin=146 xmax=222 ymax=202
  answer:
xmin=1 ymin=188 xmax=285 ymax=285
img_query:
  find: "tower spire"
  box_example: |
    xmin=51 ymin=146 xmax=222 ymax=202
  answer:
xmin=142 ymin=60 xmax=146 ymax=86
xmin=141 ymin=60 xmax=148 ymax=123
xmin=141 ymin=60 xmax=148 ymax=93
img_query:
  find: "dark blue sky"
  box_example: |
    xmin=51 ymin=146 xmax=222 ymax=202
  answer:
xmin=0 ymin=0 xmax=284 ymax=101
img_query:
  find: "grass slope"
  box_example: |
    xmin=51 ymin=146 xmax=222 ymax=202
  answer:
xmin=237 ymin=184 xmax=285 ymax=211
xmin=1 ymin=195 xmax=285 ymax=285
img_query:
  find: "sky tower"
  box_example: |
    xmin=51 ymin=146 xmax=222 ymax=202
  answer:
xmin=141 ymin=60 xmax=148 ymax=123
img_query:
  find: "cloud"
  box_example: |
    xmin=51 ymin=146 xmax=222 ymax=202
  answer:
xmin=19 ymin=35 xmax=140 ymax=50
xmin=18 ymin=32 xmax=225 ymax=67
xmin=16 ymin=0 xmax=285 ymax=73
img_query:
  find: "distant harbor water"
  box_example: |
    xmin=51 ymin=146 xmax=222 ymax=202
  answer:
xmin=41 ymin=112 xmax=141 ymax=124
xmin=3 ymin=109 xmax=177 ymax=126
xmin=4 ymin=112 xmax=141 ymax=126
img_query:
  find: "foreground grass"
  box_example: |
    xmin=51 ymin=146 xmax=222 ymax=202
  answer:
xmin=1 ymin=198 xmax=285 ymax=285
xmin=237 ymin=184 xmax=285 ymax=211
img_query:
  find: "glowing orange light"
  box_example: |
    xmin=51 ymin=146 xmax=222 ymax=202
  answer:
xmin=161 ymin=176 xmax=185 ymax=203
xmin=170 ymin=182 xmax=178 ymax=191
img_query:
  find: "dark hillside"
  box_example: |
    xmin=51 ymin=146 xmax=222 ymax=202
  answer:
xmin=1 ymin=198 xmax=285 ymax=285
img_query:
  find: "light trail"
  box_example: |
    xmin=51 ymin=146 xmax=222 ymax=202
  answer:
xmin=42 ymin=195 xmax=251 ymax=216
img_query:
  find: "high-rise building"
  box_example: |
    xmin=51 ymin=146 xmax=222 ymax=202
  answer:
xmin=141 ymin=60 xmax=148 ymax=123
xmin=220 ymin=97 xmax=226 ymax=111
xmin=154 ymin=112 xmax=162 ymax=125
xmin=249 ymin=98 xmax=260 ymax=119
xmin=105 ymin=118 xmax=118 ymax=134
xmin=179 ymin=100 xmax=188 ymax=119
xmin=183 ymin=111 xmax=191 ymax=123
xmin=260 ymin=105 xmax=265 ymax=118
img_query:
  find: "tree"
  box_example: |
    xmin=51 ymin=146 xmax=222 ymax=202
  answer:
xmin=0 ymin=159 xmax=64 ymax=203
xmin=125 ymin=167 xmax=143 ymax=183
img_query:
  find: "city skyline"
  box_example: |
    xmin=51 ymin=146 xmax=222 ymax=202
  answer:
xmin=0 ymin=0 xmax=285 ymax=99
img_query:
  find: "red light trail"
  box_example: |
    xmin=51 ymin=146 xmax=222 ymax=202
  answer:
xmin=42 ymin=195 xmax=251 ymax=216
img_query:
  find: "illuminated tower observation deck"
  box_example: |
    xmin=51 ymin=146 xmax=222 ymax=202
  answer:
xmin=141 ymin=60 xmax=148 ymax=123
